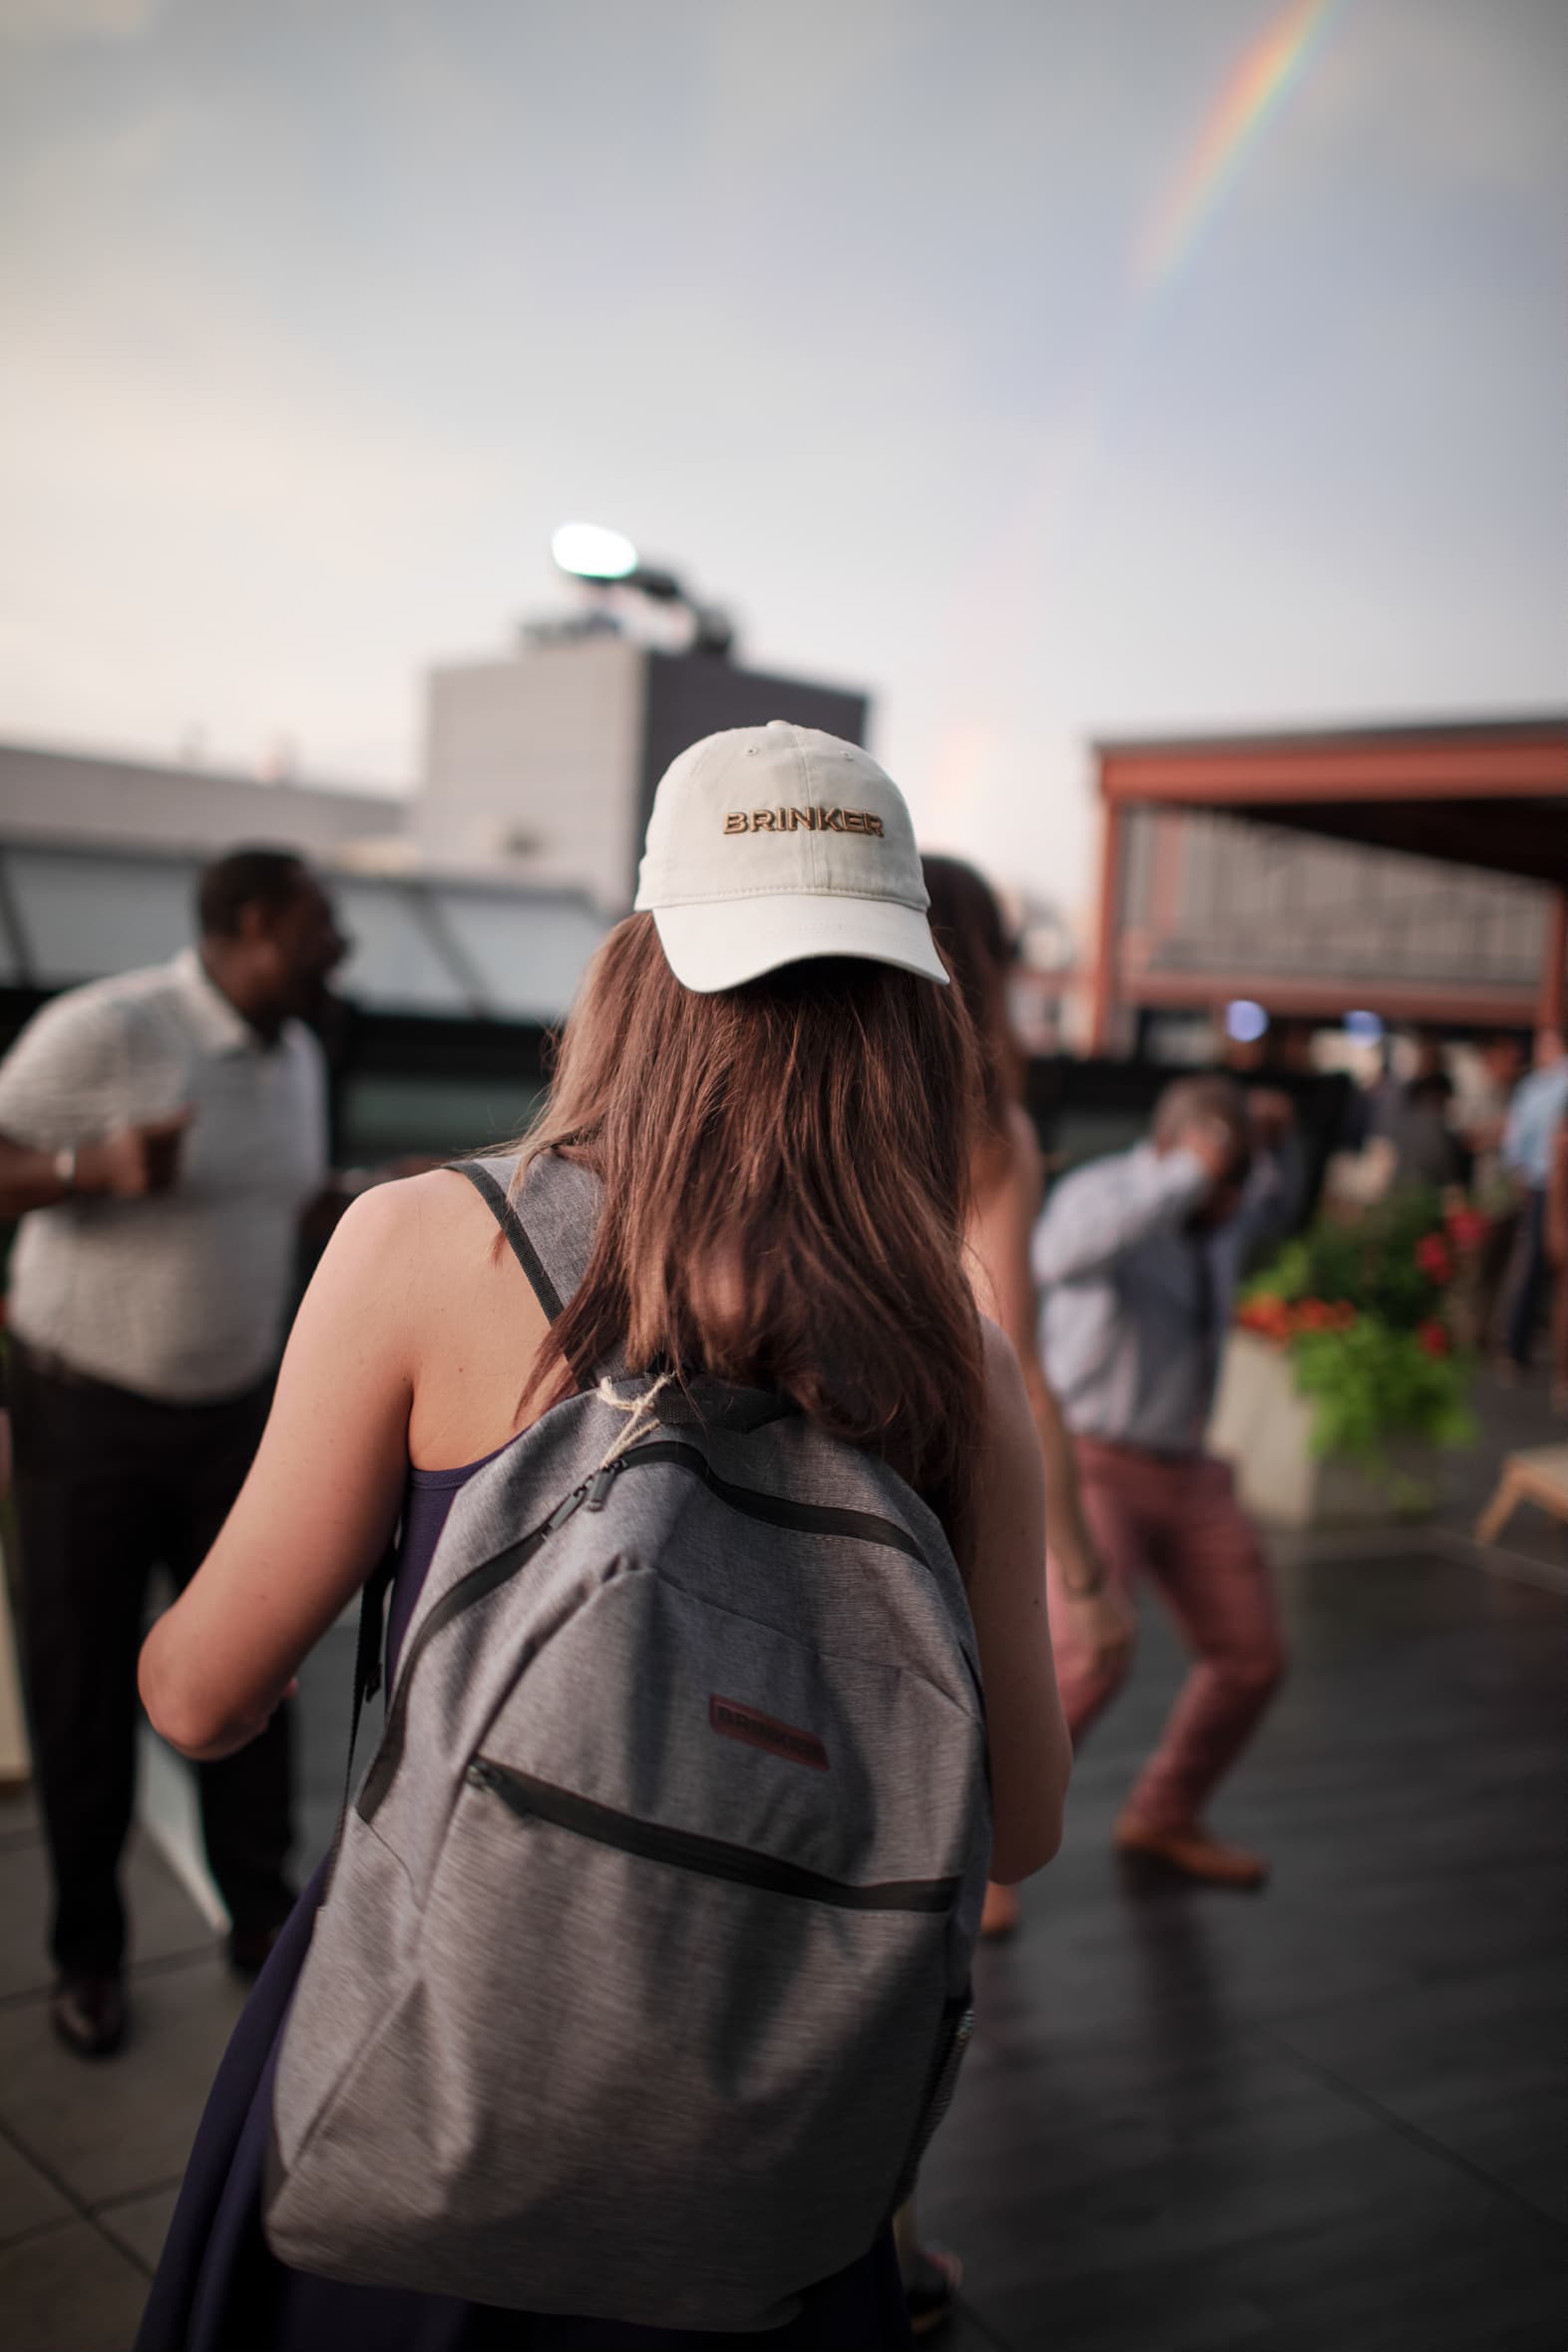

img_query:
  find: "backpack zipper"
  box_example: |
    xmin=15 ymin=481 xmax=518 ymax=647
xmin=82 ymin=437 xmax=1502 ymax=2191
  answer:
xmin=356 ymin=1474 xmax=598 ymax=1820
xmin=609 ymin=1439 xmax=935 ymax=1564
xmin=357 ymin=1440 xmax=968 ymax=1827
xmin=466 ymin=1757 xmax=960 ymax=1913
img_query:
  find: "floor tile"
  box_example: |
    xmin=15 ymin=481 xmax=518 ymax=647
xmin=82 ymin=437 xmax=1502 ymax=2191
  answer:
xmin=1266 ymin=1978 xmax=1568 ymax=2223
xmin=0 ymin=1783 xmax=40 ymax=1848
xmin=0 ymin=2125 xmax=73 ymax=2246
xmin=96 ymin=2181 xmax=181 ymax=2276
xmin=941 ymin=2304 xmax=1022 ymax=2352
xmin=0 ymin=2217 xmax=149 ymax=2352
xmin=0 ymin=1955 xmax=246 ymax=2207
xmin=0 ymin=1829 xmax=216 ymax=2003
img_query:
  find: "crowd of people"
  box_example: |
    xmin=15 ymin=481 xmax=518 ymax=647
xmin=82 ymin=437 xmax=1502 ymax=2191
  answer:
xmin=0 ymin=721 xmax=1560 ymax=2348
xmin=1327 ymin=1022 xmax=1568 ymax=1402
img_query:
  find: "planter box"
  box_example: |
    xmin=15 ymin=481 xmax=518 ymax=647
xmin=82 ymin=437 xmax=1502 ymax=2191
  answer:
xmin=1207 ymin=1331 xmax=1461 ymax=1529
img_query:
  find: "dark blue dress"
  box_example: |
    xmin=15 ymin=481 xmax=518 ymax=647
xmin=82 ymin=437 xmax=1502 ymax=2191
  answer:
xmin=137 ymin=1446 xmax=912 ymax=2351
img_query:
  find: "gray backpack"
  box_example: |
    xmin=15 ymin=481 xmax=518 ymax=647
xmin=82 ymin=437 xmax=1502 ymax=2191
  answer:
xmin=266 ymin=1150 xmax=989 ymax=2333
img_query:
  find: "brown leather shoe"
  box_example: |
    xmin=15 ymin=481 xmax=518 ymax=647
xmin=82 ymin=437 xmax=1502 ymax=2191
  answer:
xmin=903 ymin=2240 xmax=963 ymax=2337
xmin=50 ymin=1972 xmax=127 ymax=2059
xmin=980 ymin=1880 xmax=1021 ymax=1939
xmin=1114 ymin=1811 xmax=1269 ymax=1889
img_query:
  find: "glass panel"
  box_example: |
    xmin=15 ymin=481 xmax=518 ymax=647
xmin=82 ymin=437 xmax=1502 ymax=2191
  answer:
xmin=430 ymin=887 xmax=605 ymax=1022
xmin=0 ymin=856 xmax=24 ymax=982
xmin=8 ymin=847 xmax=197 ymax=985
xmin=330 ymin=880 xmax=471 ymax=1014
xmin=336 ymin=1074 xmax=547 ymax=1165
xmin=1049 ymin=1108 xmax=1150 ymax=1177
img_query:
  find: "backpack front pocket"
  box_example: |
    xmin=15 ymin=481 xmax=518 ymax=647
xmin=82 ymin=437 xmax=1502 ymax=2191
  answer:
xmin=467 ymin=1758 xmax=960 ymax=1913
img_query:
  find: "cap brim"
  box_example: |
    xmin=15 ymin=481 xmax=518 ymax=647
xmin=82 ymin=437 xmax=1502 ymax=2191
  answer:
xmin=651 ymin=893 xmax=950 ymax=993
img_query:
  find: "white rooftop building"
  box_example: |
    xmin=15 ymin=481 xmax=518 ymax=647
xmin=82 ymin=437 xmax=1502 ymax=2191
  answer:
xmin=0 ymin=625 xmax=869 ymax=1023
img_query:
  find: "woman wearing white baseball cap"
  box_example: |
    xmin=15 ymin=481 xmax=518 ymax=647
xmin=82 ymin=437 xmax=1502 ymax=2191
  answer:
xmin=137 ymin=722 xmax=1068 ymax=2352
xmin=632 ymin=718 xmax=951 ymax=990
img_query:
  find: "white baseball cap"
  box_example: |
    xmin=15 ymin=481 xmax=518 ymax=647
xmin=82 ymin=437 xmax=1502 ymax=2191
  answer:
xmin=633 ymin=720 xmax=949 ymax=993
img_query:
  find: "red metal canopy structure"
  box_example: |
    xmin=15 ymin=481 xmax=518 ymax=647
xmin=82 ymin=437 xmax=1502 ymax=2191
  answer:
xmin=1089 ymin=716 xmax=1568 ymax=1049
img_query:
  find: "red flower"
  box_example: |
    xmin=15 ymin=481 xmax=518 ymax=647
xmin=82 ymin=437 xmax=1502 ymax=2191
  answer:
xmin=1415 ymin=1234 xmax=1454 ymax=1285
xmin=1416 ymin=1319 xmax=1451 ymax=1358
xmin=1444 ymin=1207 xmax=1488 ymax=1251
xmin=1237 ymin=1295 xmax=1292 ymax=1343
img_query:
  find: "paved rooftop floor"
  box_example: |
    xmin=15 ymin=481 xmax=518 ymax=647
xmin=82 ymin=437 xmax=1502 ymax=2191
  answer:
xmin=924 ymin=1532 xmax=1567 ymax=2351
xmin=1 ymin=1377 xmax=1564 ymax=2351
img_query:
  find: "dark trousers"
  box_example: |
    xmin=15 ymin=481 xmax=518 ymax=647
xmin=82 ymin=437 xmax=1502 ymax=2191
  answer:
xmin=8 ymin=1340 xmax=294 ymax=1976
xmin=1503 ymin=1188 xmax=1547 ymax=1369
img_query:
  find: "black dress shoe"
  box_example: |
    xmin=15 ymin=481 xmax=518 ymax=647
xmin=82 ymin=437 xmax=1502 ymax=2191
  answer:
xmin=226 ymin=1924 xmax=283 ymax=1982
xmin=50 ymin=1973 xmax=127 ymax=2059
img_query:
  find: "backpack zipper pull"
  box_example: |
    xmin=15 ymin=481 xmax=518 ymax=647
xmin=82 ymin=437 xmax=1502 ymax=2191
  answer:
xmin=585 ymin=1459 xmax=623 ymax=1512
xmin=546 ymin=1480 xmax=591 ymax=1532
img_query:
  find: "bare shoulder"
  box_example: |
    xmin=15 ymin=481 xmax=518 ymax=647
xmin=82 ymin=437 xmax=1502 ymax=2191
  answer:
xmin=304 ymin=1168 xmax=550 ymax=1463
xmin=337 ymin=1165 xmax=502 ymax=1250
xmin=313 ymin=1168 xmax=506 ymax=1313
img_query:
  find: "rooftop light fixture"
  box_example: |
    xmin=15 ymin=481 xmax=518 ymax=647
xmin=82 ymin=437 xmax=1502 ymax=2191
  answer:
xmin=550 ymin=523 xmax=639 ymax=582
xmin=550 ymin=522 xmax=733 ymax=657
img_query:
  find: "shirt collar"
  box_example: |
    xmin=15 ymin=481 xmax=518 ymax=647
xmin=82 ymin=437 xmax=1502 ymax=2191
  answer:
xmin=171 ymin=948 xmax=262 ymax=1055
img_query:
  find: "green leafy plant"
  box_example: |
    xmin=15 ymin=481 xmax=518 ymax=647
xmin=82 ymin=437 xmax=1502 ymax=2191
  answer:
xmin=1242 ymin=1186 xmax=1456 ymax=1330
xmin=1289 ymin=1319 xmax=1476 ymax=1468
xmin=1236 ymin=1186 xmax=1480 ymax=1477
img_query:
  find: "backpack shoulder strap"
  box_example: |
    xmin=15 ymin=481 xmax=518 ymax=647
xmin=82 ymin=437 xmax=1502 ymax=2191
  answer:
xmin=457 ymin=1154 xmax=804 ymax=1435
xmin=337 ymin=1151 xmax=602 ymax=1848
xmin=451 ymin=1150 xmax=601 ymax=1328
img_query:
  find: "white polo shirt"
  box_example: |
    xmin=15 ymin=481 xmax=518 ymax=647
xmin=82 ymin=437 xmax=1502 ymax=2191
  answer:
xmin=0 ymin=949 xmax=328 ymax=1402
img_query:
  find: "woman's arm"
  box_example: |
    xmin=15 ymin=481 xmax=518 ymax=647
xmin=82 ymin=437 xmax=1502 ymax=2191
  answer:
xmin=138 ymin=1181 xmax=421 ymax=1760
xmin=967 ymin=1318 xmax=1072 ymax=1882
xmin=969 ymin=1113 xmax=1130 ymax=1671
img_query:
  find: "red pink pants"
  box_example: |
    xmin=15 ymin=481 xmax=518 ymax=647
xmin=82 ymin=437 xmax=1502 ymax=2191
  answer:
xmin=1048 ymin=1437 xmax=1287 ymax=1830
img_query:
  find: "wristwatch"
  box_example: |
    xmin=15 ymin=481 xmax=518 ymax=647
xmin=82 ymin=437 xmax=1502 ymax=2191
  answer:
xmin=52 ymin=1145 xmax=78 ymax=1194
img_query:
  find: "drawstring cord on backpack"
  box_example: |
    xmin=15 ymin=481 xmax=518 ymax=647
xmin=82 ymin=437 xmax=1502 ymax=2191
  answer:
xmin=591 ymin=1369 xmax=677 ymax=1476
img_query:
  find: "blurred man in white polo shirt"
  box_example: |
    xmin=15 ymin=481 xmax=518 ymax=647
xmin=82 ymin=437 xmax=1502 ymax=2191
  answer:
xmin=0 ymin=848 xmax=345 ymax=2056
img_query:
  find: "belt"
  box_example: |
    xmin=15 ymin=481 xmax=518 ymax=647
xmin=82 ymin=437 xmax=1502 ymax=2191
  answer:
xmin=7 ymin=1333 xmax=272 ymax=1411
xmin=1072 ymin=1430 xmax=1204 ymax=1468
xmin=6 ymin=1333 xmax=106 ymax=1389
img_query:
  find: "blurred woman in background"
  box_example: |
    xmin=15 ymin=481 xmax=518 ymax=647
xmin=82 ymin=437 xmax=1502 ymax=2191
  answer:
xmin=923 ymin=856 xmax=1131 ymax=1942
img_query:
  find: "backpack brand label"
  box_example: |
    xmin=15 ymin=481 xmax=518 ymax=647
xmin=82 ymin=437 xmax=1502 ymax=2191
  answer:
xmin=709 ymin=1696 xmax=830 ymax=1772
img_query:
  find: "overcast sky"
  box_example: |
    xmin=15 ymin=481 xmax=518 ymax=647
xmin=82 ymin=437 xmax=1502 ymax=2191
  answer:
xmin=2 ymin=0 xmax=1563 ymax=913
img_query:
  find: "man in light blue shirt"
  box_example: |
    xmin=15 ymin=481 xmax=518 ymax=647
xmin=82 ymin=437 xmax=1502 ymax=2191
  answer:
xmin=1499 ymin=1027 xmax=1568 ymax=1372
xmin=1032 ymin=1076 xmax=1296 ymax=1889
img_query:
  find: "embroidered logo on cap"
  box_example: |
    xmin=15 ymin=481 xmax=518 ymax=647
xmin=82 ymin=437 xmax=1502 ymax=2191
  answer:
xmin=723 ymin=807 xmax=884 ymax=837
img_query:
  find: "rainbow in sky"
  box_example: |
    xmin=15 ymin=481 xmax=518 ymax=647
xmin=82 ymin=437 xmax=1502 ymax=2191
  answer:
xmin=1136 ymin=0 xmax=1343 ymax=288
xmin=925 ymin=0 xmax=1348 ymax=819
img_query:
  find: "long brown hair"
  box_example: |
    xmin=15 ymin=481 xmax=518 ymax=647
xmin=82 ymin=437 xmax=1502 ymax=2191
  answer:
xmin=513 ymin=914 xmax=986 ymax=1563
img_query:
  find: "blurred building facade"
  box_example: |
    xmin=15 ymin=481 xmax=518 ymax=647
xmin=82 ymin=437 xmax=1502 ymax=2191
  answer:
xmin=0 ymin=627 xmax=871 ymax=1162
xmin=0 ymin=740 xmax=407 ymax=865
xmin=422 ymin=632 xmax=866 ymax=909
xmin=1087 ymin=718 xmax=1568 ymax=1050
xmin=0 ymin=625 xmax=869 ymax=988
